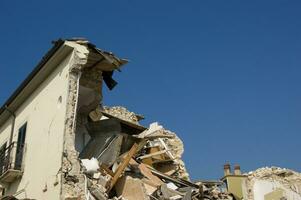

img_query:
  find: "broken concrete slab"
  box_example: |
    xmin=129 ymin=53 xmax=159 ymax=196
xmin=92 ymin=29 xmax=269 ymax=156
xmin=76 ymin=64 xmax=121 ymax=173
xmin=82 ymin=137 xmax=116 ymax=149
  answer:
xmin=102 ymin=106 xmax=142 ymax=125
xmin=115 ymin=175 xmax=150 ymax=200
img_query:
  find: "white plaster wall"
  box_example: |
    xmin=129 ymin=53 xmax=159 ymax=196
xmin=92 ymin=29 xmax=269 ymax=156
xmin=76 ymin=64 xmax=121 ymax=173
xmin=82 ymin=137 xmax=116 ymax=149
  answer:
xmin=253 ymin=179 xmax=301 ymax=200
xmin=3 ymin=51 xmax=73 ymax=199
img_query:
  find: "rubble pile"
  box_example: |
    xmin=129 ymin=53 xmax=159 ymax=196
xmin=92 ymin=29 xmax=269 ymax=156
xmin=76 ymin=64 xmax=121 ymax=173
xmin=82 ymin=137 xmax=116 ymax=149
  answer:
xmin=79 ymin=106 xmax=233 ymax=200
xmin=244 ymin=167 xmax=301 ymax=199
xmin=201 ymin=184 xmax=233 ymax=200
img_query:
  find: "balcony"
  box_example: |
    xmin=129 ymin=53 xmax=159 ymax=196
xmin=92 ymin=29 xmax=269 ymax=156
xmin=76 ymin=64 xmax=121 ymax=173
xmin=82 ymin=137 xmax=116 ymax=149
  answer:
xmin=0 ymin=142 xmax=25 ymax=183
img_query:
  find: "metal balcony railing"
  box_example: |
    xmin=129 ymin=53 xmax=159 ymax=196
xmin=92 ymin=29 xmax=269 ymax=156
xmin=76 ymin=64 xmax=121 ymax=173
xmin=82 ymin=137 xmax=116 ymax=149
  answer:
xmin=0 ymin=142 xmax=25 ymax=182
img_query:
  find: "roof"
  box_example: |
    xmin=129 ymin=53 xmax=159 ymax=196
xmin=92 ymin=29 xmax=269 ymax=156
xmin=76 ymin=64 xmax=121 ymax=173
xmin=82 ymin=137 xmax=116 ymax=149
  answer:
xmin=0 ymin=38 xmax=127 ymax=124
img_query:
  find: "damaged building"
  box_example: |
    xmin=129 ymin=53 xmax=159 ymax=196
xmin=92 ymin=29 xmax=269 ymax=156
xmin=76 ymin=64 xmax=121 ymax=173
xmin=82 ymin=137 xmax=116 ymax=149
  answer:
xmin=0 ymin=38 xmax=222 ymax=200
xmin=0 ymin=39 xmax=300 ymax=200
xmin=221 ymin=164 xmax=301 ymax=200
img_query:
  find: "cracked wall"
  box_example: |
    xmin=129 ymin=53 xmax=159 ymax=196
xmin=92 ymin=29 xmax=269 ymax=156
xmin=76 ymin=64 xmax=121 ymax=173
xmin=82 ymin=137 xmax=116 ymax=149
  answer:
xmin=0 ymin=50 xmax=73 ymax=199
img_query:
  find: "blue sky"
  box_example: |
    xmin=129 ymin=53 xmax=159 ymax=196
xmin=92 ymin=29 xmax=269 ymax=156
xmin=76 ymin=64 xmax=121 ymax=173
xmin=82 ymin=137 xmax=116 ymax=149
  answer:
xmin=0 ymin=1 xmax=300 ymax=180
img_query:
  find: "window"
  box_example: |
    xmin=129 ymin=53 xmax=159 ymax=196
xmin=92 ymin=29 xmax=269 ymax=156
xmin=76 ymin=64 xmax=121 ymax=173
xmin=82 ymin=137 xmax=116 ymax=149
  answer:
xmin=15 ymin=123 xmax=27 ymax=169
xmin=0 ymin=142 xmax=7 ymax=174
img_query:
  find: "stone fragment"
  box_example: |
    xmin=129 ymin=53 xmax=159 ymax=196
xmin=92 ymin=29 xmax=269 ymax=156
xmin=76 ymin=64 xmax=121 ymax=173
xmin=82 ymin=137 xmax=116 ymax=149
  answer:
xmin=89 ymin=184 xmax=107 ymax=200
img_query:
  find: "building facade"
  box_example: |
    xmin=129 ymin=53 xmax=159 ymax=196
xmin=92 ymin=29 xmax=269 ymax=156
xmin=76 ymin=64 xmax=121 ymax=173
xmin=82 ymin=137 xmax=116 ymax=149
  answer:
xmin=0 ymin=39 xmax=127 ymax=199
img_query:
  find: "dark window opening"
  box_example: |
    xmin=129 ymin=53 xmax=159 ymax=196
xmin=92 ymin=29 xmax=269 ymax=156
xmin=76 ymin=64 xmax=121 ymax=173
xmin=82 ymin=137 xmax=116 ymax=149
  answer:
xmin=1 ymin=187 xmax=5 ymax=196
xmin=0 ymin=142 xmax=7 ymax=175
xmin=15 ymin=123 xmax=27 ymax=170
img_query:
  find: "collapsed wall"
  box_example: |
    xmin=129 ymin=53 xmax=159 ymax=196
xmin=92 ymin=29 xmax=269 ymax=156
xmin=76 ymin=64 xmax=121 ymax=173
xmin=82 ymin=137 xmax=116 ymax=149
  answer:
xmin=61 ymin=40 xmax=126 ymax=199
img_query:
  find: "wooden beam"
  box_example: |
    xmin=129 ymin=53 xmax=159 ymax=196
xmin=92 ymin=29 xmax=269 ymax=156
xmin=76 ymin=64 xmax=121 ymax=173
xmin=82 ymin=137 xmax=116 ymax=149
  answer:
xmin=108 ymin=142 xmax=139 ymax=192
xmin=100 ymin=164 xmax=114 ymax=177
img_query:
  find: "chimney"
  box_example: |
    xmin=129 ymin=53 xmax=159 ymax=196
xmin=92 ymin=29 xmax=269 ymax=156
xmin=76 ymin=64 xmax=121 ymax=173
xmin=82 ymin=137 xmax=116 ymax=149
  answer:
xmin=224 ymin=163 xmax=231 ymax=176
xmin=234 ymin=164 xmax=241 ymax=175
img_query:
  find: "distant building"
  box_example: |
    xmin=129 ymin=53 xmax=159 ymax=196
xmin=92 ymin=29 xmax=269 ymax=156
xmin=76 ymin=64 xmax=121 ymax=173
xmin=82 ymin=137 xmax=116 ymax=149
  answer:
xmin=222 ymin=165 xmax=301 ymax=200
